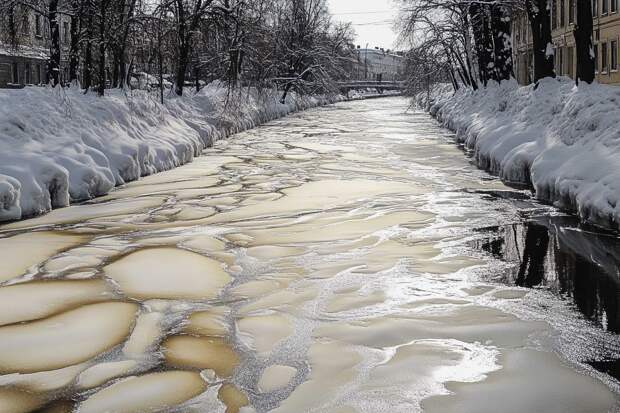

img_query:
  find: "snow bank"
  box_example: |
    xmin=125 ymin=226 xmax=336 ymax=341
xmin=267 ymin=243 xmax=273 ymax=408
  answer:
xmin=429 ymin=77 xmax=620 ymax=230
xmin=0 ymin=84 xmax=341 ymax=222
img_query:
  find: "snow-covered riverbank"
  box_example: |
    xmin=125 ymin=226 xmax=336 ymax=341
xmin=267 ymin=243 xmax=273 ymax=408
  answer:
xmin=0 ymin=84 xmax=342 ymax=222
xmin=427 ymin=78 xmax=620 ymax=231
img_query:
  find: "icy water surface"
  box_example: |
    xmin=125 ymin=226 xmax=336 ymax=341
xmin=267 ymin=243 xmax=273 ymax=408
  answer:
xmin=1 ymin=97 xmax=620 ymax=412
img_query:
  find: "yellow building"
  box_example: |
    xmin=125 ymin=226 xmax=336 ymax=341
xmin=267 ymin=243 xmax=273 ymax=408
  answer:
xmin=512 ymin=0 xmax=620 ymax=85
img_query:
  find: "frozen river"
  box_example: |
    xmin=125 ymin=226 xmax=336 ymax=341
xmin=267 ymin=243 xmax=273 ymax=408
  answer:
xmin=1 ymin=97 xmax=619 ymax=413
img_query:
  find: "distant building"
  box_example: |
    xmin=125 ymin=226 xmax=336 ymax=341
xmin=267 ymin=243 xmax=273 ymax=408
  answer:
xmin=350 ymin=47 xmax=405 ymax=82
xmin=513 ymin=0 xmax=620 ymax=85
xmin=0 ymin=5 xmax=71 ymax=87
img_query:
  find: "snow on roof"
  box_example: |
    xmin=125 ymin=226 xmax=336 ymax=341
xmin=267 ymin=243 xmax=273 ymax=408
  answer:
xmin=0 ymin=43 xmax=49 ymax=60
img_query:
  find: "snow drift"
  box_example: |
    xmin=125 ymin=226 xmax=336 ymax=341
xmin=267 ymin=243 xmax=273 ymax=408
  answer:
xmin=0 ymin=84 xmax=340 ymax=222
xmin=428 ymin=77 xmax=620 ymax=231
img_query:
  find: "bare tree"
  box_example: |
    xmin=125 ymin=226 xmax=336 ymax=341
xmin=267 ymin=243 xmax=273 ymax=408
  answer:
xmin=574 ymin=0 xmax=595 ymax=84
xmin=524 ymin=0 xmax=555 ymax=81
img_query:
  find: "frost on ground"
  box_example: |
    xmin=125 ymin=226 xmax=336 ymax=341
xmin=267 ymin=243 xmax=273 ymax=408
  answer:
xmin=428 ymin=77 xmax=620 ymax=230
xmin=0 ymin=84 xmax=339 ymax=222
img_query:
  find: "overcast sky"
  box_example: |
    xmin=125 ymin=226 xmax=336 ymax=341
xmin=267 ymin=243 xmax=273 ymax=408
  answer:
xmin=328 ymin=0 xmax=399 ymax=50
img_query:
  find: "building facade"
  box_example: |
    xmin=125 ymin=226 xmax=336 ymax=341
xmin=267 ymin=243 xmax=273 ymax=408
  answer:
xmin=0 ymin=6 xmax=72 ymax=87
xmin=512 ymin=0 xmax=620 ymax=85
xmin=350 ymin=47 xmax=405 ymax=82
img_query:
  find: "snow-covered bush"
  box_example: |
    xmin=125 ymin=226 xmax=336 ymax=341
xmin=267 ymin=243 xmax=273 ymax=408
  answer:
xmin=429 ymin=77 xmax=620 ymax=230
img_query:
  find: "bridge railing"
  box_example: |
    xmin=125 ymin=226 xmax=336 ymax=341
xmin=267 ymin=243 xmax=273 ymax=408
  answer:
xmin=264 ymin=77 xmax=405 ymax=91
xmin=337 ymin=80 xmax=405 ymax=90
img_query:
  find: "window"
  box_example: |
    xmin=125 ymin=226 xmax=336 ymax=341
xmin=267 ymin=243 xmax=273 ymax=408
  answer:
xmin=24 ymin=63 xmax=31 ymax=84
xmin=561 ymin=0 xmax=566 ymax=26
xmin=22 ymin=15 xmax=29 ymax=35
xmin=63 ymin=21 xmax=69 ymax=43
xmin=553 ymin=0 xmax=558 ymax=28
xmin=567 ymin=47 xmax=574 ymax=77
xmin=594 ymin=43 xmax=599 ymax=72
xmin=603 ymin=0 xmax=609 ymax=14
xmin=33 ymin=63 xmax=40 ymax=84
xmin=612 ymin=40 xmax=618 ymax=70
xmin=569 ymin=0 xmax=575 ymax=23
xmin=613 ymin=0 xmax=618 ymax=12
xmin=558 ymin=47 xmax=564 ymax=75
xmin=35 ymin=14 xmax=41 ymax=36
xmin=0 ymin=63 xmax=11 ymax=86
xmin=602 ymin=41 xmax=608 ymax=72
xmin=594 ymin=0 xmax=599 ymax=16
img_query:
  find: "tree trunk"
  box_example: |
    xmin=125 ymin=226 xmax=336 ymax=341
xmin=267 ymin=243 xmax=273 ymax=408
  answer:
xmin=97 ymin=0 xmax=106 ymax=96
xmin=451 ymin=46 xmax=476 ymax=89
xmin=82 ymin=8 xmax=93 ymax=91
xmin=83 ymin=30 xmax=92 ymax=90
xmin=470 ymin=2 xmax=493 ymax=86
xmin=157 ymin=12 xmax=164 ymax=104
xmin=175 ymin=37 xmax=189 ymax=96
xmin=194 ymin=63 xmax=200 ymax=92
xmin=69 ymin=0 xmax=80 ymax=83
xmin=112 ymin=52 xmax=120 ymax=87
xmin=461 ymin=11 xmax=479 ymax=89
xmin=574 ymin=0 xmax=595 ymax=84
xmin=443 ymin=45 xmax=462 ymax=90
xmin=456 ymin=67 xmax=468 ymax=86
xmin=280 ymin=65 xmax=312 ymax=103
xmin=115 ymin=0 xmax=135 ymax=89
xmin=490 ymin=4 xmax=513 ymax=82
xmin=228 ymin=48 xmax=239 ymax=84
xmin=48 ymin=0 xmax=61 ymax=86
xmin=173 ymin=0 xmax=188 ymax=96
xmin=447 ymin=66 xmax=459 ymax=91
xmin=526 ymin=0 xmax=556 ymax=82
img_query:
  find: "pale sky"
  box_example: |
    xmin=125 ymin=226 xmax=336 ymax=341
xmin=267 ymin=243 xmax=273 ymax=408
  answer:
xmin=328 ymin=0 xmax=399 ymax=51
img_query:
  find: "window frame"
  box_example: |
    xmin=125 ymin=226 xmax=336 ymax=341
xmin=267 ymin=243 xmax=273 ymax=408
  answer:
xmin=35 ymin=14 xmax=42 ymax=37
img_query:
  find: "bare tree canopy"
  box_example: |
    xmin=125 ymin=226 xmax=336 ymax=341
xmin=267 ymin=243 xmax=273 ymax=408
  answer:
xmin=0 ymin=0 xmax=358 ymax=97
xmin=398 ymin=0 xmax=595 ymax=93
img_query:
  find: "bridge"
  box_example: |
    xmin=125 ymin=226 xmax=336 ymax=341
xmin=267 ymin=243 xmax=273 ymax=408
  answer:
xmin=269 ymin=77 xmax=405 ymax=94
xmin=337 ymin=80 xmax=405 ymax=93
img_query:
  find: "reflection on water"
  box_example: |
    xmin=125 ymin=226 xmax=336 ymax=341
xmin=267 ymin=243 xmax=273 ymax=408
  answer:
xmin=475 ymin=216 xmax=620 ymax=333
xmin=473 ymin=215 xmax=620 ymax=381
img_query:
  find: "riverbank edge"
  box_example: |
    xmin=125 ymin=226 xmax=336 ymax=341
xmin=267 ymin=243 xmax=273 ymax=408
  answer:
xmin=0 ymin=86 xmax=400 ymax=223
xmin=424 ymin=78 xmax=620 ymax=232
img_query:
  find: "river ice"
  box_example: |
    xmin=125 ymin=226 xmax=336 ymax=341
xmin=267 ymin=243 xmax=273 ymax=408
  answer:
xmin=0 ymin=97 xmax=618 ymax=412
